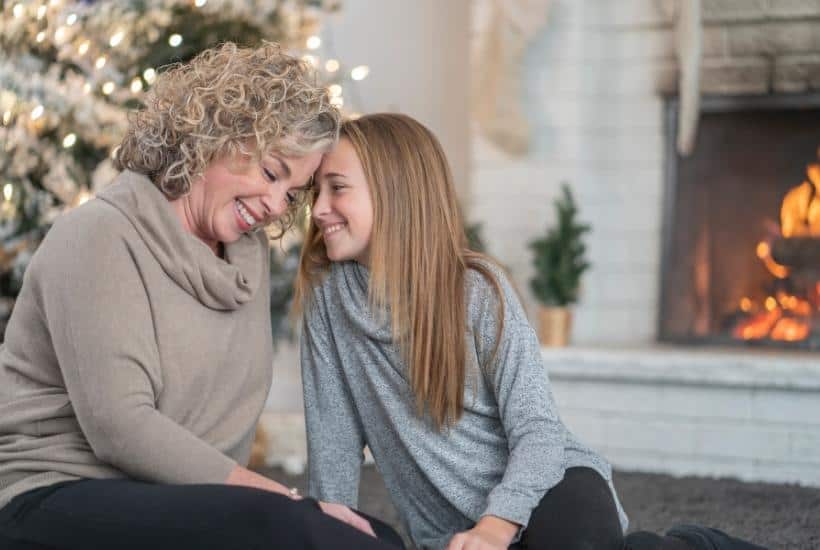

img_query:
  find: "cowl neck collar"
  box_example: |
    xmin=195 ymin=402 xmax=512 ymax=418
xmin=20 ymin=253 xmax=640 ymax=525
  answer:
xmin=328 ymin=261 xmax=393 ymax=342
xmin=97 ymin=170 xmax=265 ymax=311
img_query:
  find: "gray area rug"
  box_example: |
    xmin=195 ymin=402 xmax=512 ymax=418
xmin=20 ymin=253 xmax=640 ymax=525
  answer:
xmin=258 ymin=466 xmax=820 ymax=549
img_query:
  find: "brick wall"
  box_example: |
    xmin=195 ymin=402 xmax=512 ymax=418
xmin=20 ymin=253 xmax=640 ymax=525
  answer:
xmin=469 ymin=0 xmax=820 ymax=344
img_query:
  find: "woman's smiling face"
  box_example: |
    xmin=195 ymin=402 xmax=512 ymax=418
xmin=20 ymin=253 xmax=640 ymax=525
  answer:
xmin=171 ymin=149 xmax=323 ymax=253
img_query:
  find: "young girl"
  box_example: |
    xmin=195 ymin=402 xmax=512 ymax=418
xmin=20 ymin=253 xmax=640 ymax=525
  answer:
xmin=294 ymin=114 xmax=763 ymax=550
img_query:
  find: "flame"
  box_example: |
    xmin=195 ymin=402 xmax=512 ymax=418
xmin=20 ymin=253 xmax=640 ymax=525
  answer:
xmin=776 ymin=291 xmax=812 ymax=316
xmin=756 ymin=241 xmax=789 ymax=279
xmin=781 ymin=163 xmax=820 ymax=237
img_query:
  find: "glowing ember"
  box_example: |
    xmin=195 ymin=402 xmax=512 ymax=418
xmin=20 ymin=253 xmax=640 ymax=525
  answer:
xmin=733 ymin=308 xmax=781 ymax=340
xmin=770 ymin=317 xmax=810 ymax=341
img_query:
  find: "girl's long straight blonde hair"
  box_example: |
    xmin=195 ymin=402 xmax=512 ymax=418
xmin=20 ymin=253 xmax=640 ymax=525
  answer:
xmin=294 ymin=113 xmax=504 ymax=429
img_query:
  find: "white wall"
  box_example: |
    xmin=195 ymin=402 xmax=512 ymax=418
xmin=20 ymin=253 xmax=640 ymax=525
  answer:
xmin=470 ymin=0 xmax=674 ymax=345
xmin=321 ymin=0 xmax=471 ymax=198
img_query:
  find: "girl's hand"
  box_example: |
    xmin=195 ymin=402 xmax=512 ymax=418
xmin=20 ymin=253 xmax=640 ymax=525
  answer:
xmin=318 ymin=501 xmax=377 ymax=538
xmin=446 ymin=516 xmax=519 ymax=550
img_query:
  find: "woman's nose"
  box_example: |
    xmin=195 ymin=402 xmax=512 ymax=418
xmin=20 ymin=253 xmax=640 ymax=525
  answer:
xmin=260 ymin=190 xmax=286 ymax=220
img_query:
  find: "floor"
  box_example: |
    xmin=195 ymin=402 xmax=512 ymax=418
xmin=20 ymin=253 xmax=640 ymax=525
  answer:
xmin=257 ymin=465 xmax=820 ymax=549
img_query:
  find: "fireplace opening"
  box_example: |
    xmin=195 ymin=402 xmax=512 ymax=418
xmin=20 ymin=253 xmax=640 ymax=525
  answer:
xmin=659 ymin=94 xmax=820 ymax=350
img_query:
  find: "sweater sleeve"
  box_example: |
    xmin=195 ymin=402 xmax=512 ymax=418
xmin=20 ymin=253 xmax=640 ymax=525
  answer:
xmin=36 ymin=212 xmax=237 ymax=484
xmin=472 ymin=271 xmax=567 ymax=528
xmin=300 ymin=288 xmax=366 ymax=507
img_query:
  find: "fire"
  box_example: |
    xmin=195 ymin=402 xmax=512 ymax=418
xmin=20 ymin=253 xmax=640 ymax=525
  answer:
xmin=771 ymin=317 xmax=810 ymax=341
xmin=732 ymin=293 xmax=812 ymax=341
xmin=781 ymin=163 xmax=820 ymax=237
xmin=732 ymin=158 xmax=819 ymax=344
xmin=733 ymin=308 xmax=781 ymax=340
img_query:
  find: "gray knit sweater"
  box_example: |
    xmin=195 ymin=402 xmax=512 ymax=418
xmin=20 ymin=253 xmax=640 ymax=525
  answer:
xmin=0 ymin=170 xmax=273 ymax=510
xmin=301 ymin=261 xmax=628 ymax=550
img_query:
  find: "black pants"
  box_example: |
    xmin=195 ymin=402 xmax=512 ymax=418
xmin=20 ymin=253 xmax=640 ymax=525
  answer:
xmin=0 ymin=479 xmax=405 ymax=550
xmin=512 ymin=466 xmax=624 ymax=550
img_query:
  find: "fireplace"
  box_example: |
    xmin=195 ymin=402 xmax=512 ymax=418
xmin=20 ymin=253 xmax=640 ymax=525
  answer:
xmin=659 ymin=94 xmax=820 ymax=350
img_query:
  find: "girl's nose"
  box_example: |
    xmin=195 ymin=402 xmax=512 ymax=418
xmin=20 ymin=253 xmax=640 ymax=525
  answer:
xmin=312 ymin=186 xmax=331 ymax=218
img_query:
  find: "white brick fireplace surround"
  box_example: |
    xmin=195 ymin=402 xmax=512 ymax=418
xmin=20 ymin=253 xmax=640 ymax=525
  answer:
xmin=468 ymin=0 xmax=820 ymax=486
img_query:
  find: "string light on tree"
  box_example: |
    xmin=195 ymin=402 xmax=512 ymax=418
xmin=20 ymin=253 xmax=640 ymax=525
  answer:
xmin=350 ymin=65 xmax=369 ymax=81
xmin=54 ymin=26 xmax=68 ymax=44
xmin=306 ymin=35 xmax=321 ymax=49
xmin=168 ymin=34 xmax=183 ymax=47
xmin=110 ymin=30 xmax=125 ymax=48
xmin=62 ymin=134 xmax=77 ymax=148
xmin=0 ymin=185 xmax=14 ymax=222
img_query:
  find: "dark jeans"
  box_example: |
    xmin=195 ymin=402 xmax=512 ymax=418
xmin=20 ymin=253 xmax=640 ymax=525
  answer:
xmin=511 ymin=467 xmax=625 ymax=550
xmin=0 ymin=479 xmax=404 ymax=550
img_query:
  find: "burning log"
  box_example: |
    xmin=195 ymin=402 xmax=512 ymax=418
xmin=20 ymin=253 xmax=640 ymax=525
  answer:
xmin=771 ymin=237 xmax=820 ymax=272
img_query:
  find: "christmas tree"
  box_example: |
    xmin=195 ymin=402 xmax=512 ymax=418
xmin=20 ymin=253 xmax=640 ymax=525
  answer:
xmin=528 ymin=183 xmax=591 ymax=307
xmin=0 ymin=0 xmax=367 ymax=336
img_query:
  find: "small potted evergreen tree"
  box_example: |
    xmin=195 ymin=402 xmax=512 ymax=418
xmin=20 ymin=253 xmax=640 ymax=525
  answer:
xmin=528 ymin=184 xmax=590 ymax=346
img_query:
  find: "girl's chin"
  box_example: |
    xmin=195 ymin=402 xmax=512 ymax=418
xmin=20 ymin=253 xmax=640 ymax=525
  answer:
xmin=326 ymin=247 xmax=351 ymax=263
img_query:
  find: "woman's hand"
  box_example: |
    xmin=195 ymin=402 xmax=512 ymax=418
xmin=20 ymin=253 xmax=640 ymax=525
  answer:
xmin=446 ymin=516 xmax=519 ymax=550
xmin=319 ymin=501 xmax=376 ymax=538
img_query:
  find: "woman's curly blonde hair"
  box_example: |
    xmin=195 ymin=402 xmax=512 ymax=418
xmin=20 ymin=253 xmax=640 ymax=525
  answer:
xmin=114 ymin=41 xmax=340 ymax=233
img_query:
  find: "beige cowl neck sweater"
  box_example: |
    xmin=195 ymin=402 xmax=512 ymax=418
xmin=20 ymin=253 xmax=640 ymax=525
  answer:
xmin=0 ymin=170 xmax=273 ymax=509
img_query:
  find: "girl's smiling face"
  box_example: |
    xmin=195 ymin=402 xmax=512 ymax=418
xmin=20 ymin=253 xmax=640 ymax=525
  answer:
xmin=312 ymin=138 xmax=374 ymax=264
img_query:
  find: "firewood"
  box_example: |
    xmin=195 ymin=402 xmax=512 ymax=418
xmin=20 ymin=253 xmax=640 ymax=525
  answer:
xmin=771 ymin=237 xmax=820 ymax=270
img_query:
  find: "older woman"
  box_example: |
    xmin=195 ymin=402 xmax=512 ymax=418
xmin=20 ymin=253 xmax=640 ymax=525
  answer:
xmin=0 ymin=42 xmax=402 ymax=550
